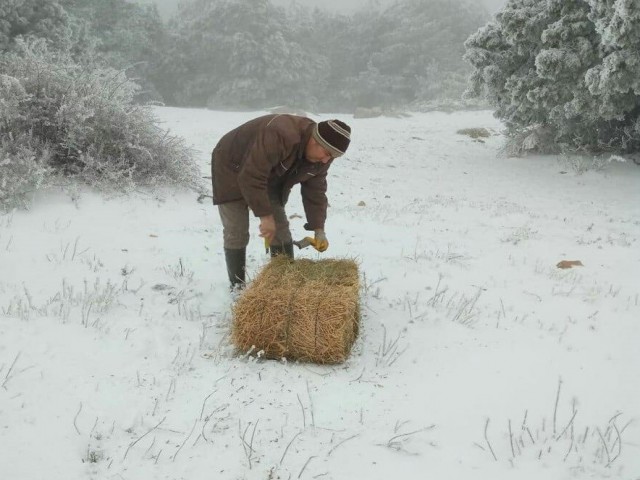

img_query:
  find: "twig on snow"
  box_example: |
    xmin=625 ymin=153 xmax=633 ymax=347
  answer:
xmin=297 ymin=394 xmax=306 ymax=428
xmin=508 ymin=419 xmax=515 ymax=458
xmin=172 ymin=418 xmax=197 ymax=462
xmin=553 ymin=378 xmax=562 ymax=436
xmin=484 ymin=418 xmax=498 ymax=461
xmin=387 ymin=426 xmax=433 ymax=446
xmin=328 ymin=434 xmax=359 ymax=457
xmin=74 ymin=402 xmax=83 ymax=435
xmin=2 ymin=352 xmax=21 ymax=389
xmin=123 ymin=416 xmax=166 ymax=461
xmin=306 ymin=380 xmax=315 ymax=427
xmin=298 ymin=455 xmax=316 ymax=479
xmin=280 ymin=431 xmax=302 ymax=466
xmin=239 ymin=419 xmax=260 ymax=469
xmin=199 ymin=390 xmax=217 ymax=421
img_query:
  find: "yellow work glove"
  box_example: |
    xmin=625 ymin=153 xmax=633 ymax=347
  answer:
xmin=313 ymin=229 xmax=329 ymax=252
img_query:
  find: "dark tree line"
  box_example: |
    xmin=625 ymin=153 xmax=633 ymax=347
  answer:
xmin=0 ymin=0 xmax=488 ymax=111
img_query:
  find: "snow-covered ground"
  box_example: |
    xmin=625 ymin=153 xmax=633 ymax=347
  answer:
xmin=1 ymin=107 xmax=639 ymax=480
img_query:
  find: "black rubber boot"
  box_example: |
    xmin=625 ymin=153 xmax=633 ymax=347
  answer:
xmin=269 ymin=242 xmax=294 ymax=259
xmin=224 ymin=248 xmax=246 ymax=288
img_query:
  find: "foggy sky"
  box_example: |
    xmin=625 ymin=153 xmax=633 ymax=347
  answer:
xmin=145 ymin=0 xmax=508 ymax=19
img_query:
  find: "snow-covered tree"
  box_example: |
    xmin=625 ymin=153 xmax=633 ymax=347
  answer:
xmin=585 ymin=0 xmax=640 ymax=151
xmin=465 ymin=0 xmax=640 ymax=153
xmin=0 ymin=39 xmax=200 ymax=211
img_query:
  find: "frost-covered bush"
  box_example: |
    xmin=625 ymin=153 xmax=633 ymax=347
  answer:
xmin=0 ymin=134 xmax=51 ymax=210
xmin=0 ymin=39 xmax=201 ymax=210
xmin=0 ymin=73 xmax=27 ymax=121
xmin=0 ymin=74 xmax=51 ymax=209
xmin=464 ymin=0 xmax=640 ymax=154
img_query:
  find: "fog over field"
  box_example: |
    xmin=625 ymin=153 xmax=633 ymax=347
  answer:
xmin=144 ymin=0 xmax=508 ymax=17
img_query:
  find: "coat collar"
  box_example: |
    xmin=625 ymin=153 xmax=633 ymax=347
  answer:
xmin=296 ymin=122 xmax=315 ymax=161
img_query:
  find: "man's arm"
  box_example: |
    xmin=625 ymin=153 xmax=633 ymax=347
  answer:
xmin=300 ymin=170 xmax=329 ymax=231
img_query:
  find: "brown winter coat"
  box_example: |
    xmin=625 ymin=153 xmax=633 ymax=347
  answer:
xmin=211 ymin=114 xmax=332 ymax=230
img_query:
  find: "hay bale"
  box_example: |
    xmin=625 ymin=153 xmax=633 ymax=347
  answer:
xmin=232 ymin=257 xmax=360 ymax=364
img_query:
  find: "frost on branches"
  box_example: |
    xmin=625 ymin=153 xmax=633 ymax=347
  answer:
xmin=464 ymin=0 xmax=640 ymax=154
xmin=0 ymin=40 xmax=201 ymax=211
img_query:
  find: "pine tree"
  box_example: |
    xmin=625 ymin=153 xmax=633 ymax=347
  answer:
xmin=465 ymin=0 xmax=640 ymax=153
xmin=585 ymin=0 xmax=640 ymax=151
xmin=532 ymin=0 xmax=601 ymax=146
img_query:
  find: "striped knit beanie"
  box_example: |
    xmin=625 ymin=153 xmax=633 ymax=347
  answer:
xmin=312 ymin=119 xmax=351 ymax=158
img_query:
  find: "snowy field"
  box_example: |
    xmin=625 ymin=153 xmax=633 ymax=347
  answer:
xmin=1 ymin=107 xmax=639 ymax=480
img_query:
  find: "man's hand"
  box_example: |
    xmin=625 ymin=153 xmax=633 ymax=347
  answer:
xmin=259 ymin=215 xmax=276 ymax=243
xmin=314 ymin=229 xmax=329 ymax=252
